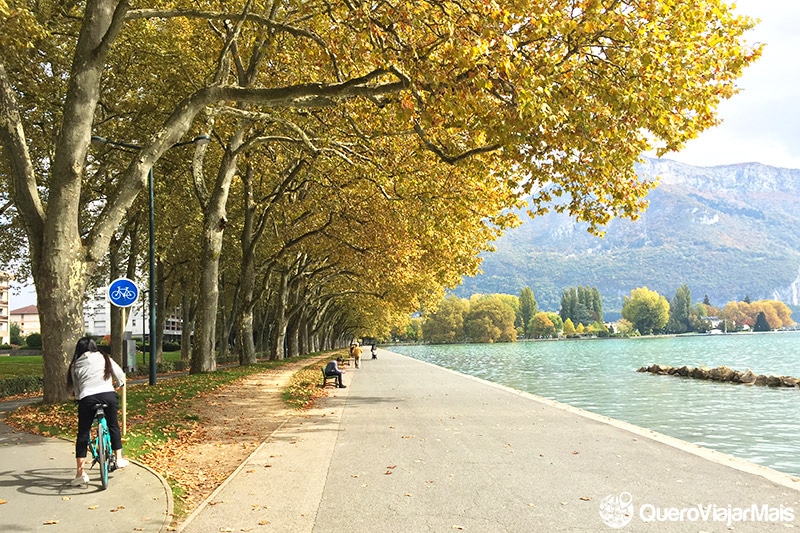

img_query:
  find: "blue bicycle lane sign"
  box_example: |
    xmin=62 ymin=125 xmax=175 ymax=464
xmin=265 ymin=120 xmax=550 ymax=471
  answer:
xmin=107 ymin=277 xmax=140 ymax=308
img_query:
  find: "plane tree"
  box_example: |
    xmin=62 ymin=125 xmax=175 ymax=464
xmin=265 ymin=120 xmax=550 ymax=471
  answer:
xmin=1 ymin=0 xmax=760 ymax=401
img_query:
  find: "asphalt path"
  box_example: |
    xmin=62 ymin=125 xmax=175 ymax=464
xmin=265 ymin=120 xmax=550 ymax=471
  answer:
xmin=179 ymin=348 xmax=800 ymax=532
xmin=0 ymin=398 xmax=171 ymax=533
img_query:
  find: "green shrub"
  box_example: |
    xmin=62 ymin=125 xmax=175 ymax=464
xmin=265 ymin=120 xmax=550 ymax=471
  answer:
xmin=24 ymin=333 xmax=43 ymax=349
xmin=163 ymin=342 xmax=181 ymax=352
xmin=0 ymin=375 xmax=44 ymax=397
xmin=215 ymin=353 xmax=238 ymax=364
xmin=133 ymin=361 xmax=169 ymax=376
xmin=173 ymin=360 xmax=188 ymax=372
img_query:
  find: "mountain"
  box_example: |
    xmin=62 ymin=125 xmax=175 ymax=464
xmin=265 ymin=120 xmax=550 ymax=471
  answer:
xmin=456 ymin=158 xmax=800 ymax=314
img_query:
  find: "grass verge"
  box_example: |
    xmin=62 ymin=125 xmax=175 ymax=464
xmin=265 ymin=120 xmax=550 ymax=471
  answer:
xmin=4 ymin=352 xmax=341 ymax=516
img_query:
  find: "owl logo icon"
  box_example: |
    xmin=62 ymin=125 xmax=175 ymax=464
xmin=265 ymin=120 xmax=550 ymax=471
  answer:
xmin=598 ymin=491 xmax=634 ymax=529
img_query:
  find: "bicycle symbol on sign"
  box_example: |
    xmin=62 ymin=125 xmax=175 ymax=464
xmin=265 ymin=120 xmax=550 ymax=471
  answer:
xmin=111 ymin=286 xmax=135 ymax=302
xmin=107 ymin=278 xmax=139 ymax=308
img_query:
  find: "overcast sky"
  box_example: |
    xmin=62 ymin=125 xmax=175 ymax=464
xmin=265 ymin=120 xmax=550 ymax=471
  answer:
xmin=9 ymin=1 xmax=798 ymax=309
xmin=664 ymin=0 xmax=800 ymax=169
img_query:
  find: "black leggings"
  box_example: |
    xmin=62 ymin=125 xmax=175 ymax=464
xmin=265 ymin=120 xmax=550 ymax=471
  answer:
xmin=75 ymin=391 xmax=122 ymax=458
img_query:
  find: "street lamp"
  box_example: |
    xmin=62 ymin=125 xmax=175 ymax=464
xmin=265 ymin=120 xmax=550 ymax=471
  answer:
xmin=91 ymin=134 xmax=210 ymax=385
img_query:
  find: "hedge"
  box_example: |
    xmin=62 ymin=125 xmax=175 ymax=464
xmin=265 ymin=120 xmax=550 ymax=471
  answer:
xmin=0 ymin=376 xmax=44 ymax=397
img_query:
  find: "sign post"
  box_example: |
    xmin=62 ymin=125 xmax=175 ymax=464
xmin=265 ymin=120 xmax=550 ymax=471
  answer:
xmin=107 ymin=278 xmax=139 ymax=436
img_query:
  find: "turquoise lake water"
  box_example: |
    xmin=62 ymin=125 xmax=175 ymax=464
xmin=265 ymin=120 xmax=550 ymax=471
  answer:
xmin=389 ymin=332 xmax=800 ymax=477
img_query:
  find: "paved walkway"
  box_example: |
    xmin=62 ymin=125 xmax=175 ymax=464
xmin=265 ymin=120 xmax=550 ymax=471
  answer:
xmin=4 ymin=349 xmax=800 ymax=532
xmin=0 ymin=399 xmax=171 ymax=532
xmin=180 ymin=348 xmax=800 ymax=532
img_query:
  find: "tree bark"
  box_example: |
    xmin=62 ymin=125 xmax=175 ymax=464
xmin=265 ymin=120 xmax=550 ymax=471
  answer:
xmin=155 ymin=259 xmax=166 ymax=363
xmin=268 ymin=268 xmax=290 ymax=360
xmin=191 ymin=130 xmax=245 ymax=373
xmin=180 ymin=289 xmax=195 ymax=362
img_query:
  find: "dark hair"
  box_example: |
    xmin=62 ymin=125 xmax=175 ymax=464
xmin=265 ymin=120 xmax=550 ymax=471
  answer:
xmin=66 ymin=336 xmax=113 ymax=388
xmin=74 ymin=337 xmax=98 ymax=358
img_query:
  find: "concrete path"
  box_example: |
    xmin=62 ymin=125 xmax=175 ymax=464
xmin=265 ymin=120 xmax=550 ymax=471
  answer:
xmin=0 ymin=399 xmax=171 ymax=532
xmin=179 ymin=348 xmax=800 ymax=532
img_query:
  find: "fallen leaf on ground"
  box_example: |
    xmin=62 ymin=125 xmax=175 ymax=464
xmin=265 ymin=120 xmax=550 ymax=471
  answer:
xmin=43 ymin=520 xmax=59 ymax=525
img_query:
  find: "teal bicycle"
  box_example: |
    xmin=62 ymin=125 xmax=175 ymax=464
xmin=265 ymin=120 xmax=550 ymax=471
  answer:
xmin=87 ymin=402 xmax=117 ymax=489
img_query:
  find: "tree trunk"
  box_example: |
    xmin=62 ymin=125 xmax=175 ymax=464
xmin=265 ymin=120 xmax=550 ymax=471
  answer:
xmin=235 ymin=164 xmax=261 ymax=365
xmin=155 ymin=259 xmax=166 ymax=363
xmin=286 ymin=314 xmax=300 ymax=358
xmin=180 ymin=290 xmax=196 ymax=362
xmin=36 ymin=255 xmax=90 ymax=403
xmin=191 ymin=229 xmax=220 ymax=373
xmin=269 ymin=269 xmax=290 ymax=360
xmin=191 ymin=128 xmax=245 ymax=373
xmin=236 ymin=308 xmax=257 ymax=365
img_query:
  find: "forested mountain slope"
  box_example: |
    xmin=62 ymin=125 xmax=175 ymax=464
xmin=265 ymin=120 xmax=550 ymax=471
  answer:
xmin=457 ymin=158 xmax=800 ymax=313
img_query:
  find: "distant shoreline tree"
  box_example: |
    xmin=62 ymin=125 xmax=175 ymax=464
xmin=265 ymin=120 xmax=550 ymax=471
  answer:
xmin=666 ymin=284 xmax=692 ymax=334
xmin=519 ymin=287 xmax=538 ymax=339
xmin=422 ymin=296 xmax=469 ymax=344
xmin=622 ymin=287 xmax=670 ymax=335
xmin=753 ymin=311 xmax=771 ymax=332
xmin=559 ymin=286 xmax=603 ymax=326
xmin=464 ymin=296 xmax=517 ymax=343
xmin=530 ymin=312 xmax=556 ymax=339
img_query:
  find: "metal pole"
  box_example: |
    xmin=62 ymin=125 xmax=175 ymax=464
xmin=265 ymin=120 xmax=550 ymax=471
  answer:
xmin=91 ymin=134 xmax=209 ymax=387
xmin=148 ymin=167 xmax=157 ymax=386
xmin=121 ymin=305 xmax=128 ymax=435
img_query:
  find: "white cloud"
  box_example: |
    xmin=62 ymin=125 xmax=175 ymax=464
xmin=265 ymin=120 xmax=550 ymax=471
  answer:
xmin=663 ymin=0 xmax=800 ymax=169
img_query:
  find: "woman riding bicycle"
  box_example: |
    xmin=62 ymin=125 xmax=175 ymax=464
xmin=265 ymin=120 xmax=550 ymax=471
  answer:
xmin=67 ymin=337 xmax=128 ymax=486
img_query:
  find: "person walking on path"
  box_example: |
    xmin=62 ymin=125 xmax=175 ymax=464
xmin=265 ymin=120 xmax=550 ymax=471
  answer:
xmin=351 ymin=342 xmax=362 ymax=368
xmin=67 ymin=336 xmax=129 ymax=486
xmin=324 ymin=359 xmax=347 ymax=388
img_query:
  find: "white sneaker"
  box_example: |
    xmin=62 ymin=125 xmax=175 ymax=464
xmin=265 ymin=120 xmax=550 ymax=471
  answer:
xmin=70 ymin=472 xmax=89 ymax=486
xmin=116 ymin=458 xmax=130 ymax=469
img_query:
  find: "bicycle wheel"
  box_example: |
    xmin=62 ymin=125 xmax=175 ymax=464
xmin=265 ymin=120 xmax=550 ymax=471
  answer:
xmin=97 ymin=422 xmax=109 ymax=489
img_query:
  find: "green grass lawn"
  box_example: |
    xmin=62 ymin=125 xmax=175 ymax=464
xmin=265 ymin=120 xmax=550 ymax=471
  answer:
xmin=0 ymin=356 xmax=44 ymax=378
xmin=0 ymin=351 xmax=183 ymax=379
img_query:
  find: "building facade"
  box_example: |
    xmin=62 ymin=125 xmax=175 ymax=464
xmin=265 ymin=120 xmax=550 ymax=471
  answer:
xmin=83 ymin=286 xmax=183 ymax=342
xmin=0 ymin=272 xmax=10 ymax=345
xmin=10 ymin=304 xmax=40 ymax=338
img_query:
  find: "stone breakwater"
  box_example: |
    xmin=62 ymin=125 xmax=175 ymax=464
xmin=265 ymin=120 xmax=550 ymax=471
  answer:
xmin=637 ymin=364 xmax=800 ymax=388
